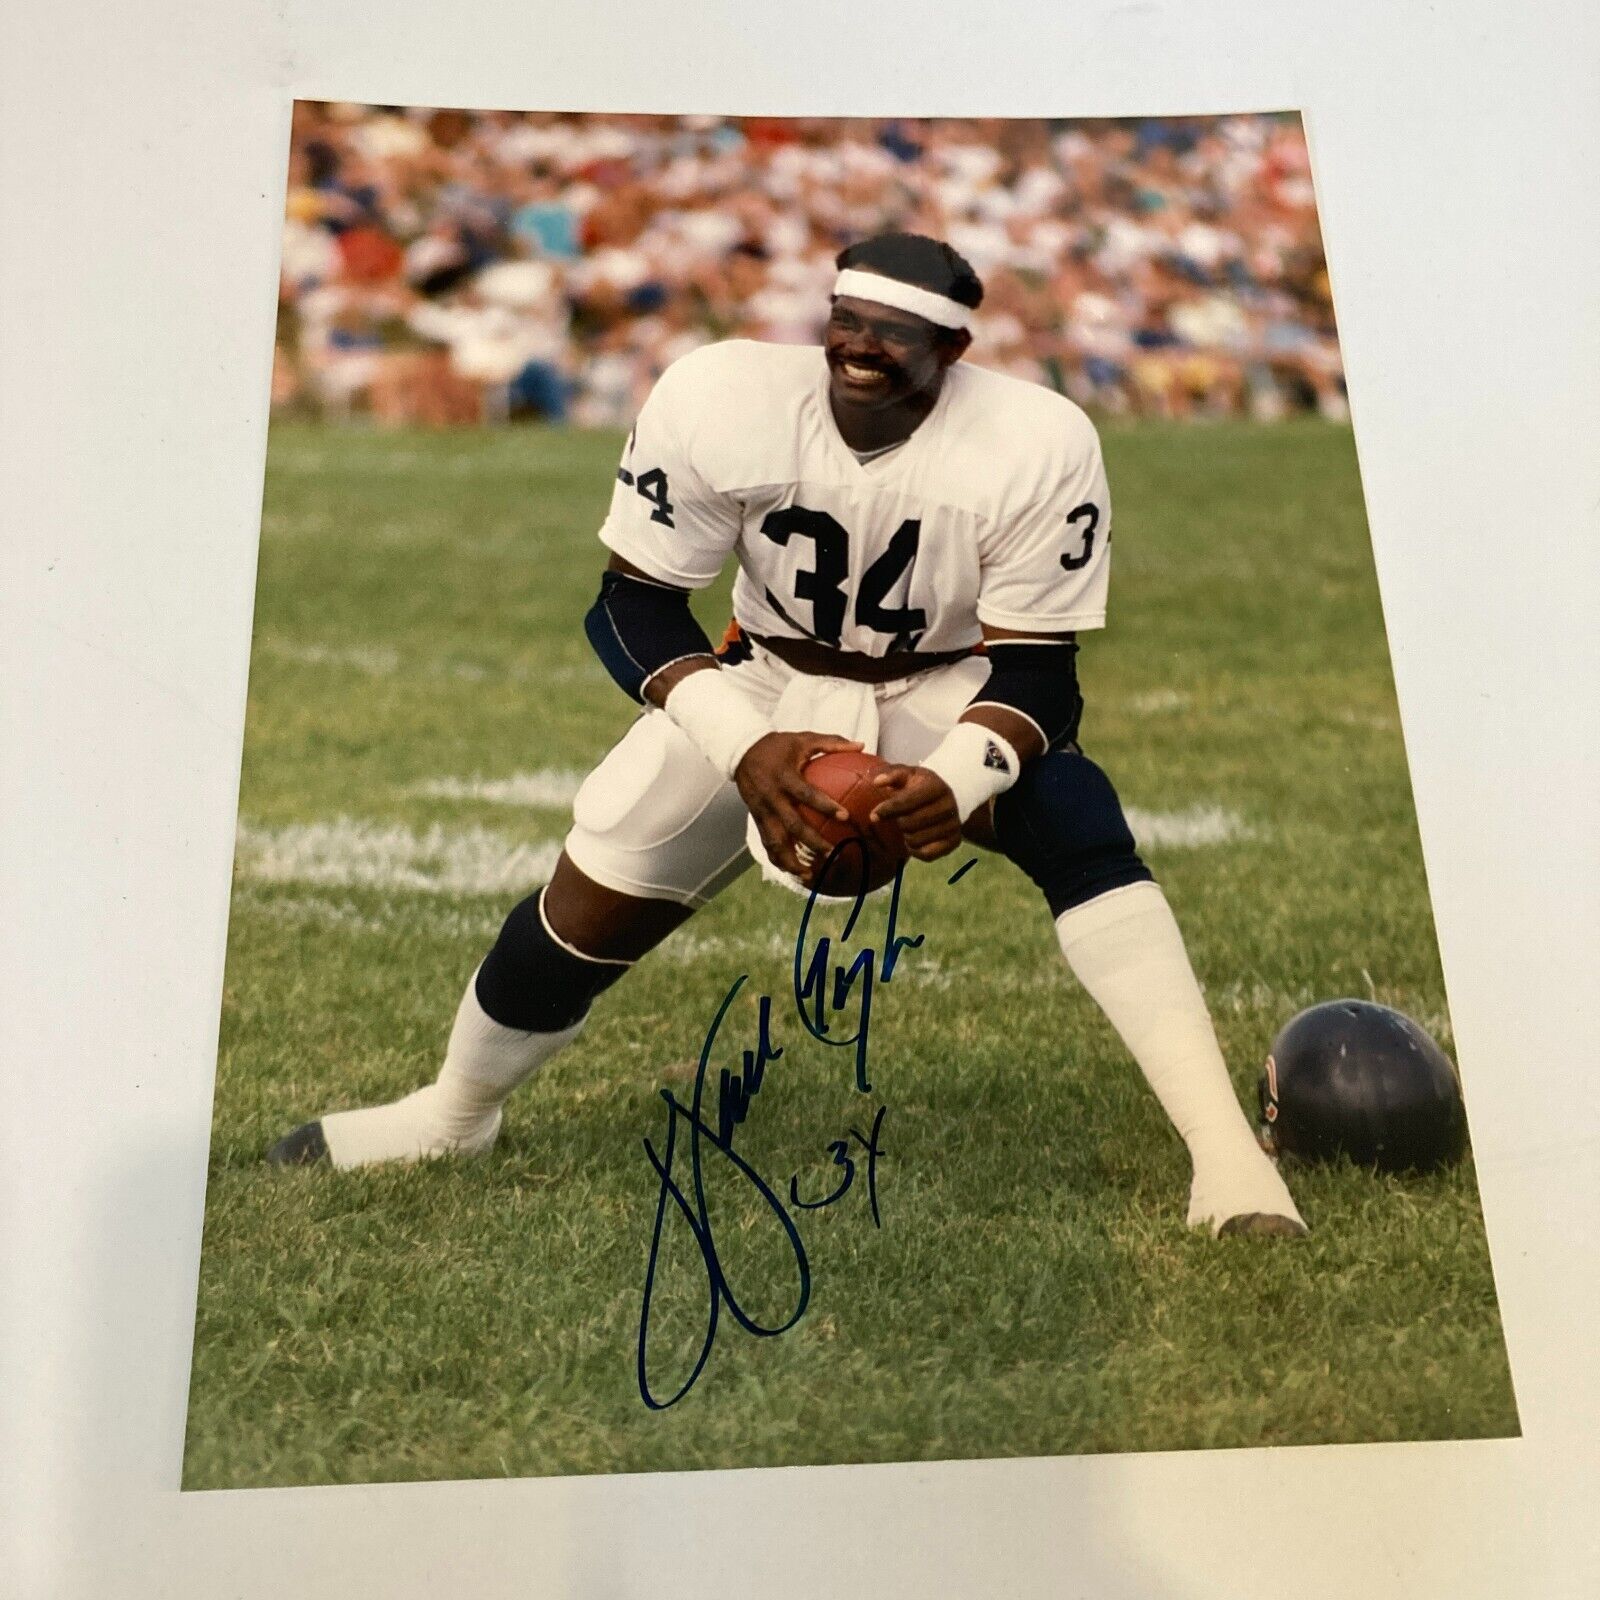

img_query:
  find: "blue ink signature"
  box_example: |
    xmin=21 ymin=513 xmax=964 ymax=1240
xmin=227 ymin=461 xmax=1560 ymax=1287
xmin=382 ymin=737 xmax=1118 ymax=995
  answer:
xmin=793 ymin=838 xmax=926 ymax=1094
xmin=635 ymin=850 xmax=976 ymax=1410
xmin=789 ymin=1104 xmax=888 ymax=1227
xmin=636 ymin=975 xmax=810 ymax=1411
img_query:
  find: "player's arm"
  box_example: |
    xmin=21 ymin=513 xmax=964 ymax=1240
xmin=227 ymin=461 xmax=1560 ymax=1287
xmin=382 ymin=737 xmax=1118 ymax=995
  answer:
xmin=870 ymin=625 xmax=1079 ymax=860
xmin=585 ymin=554 xmax=720 ymax=708
xmin=960 ymin=622 xmax=1075 ymax=764
xmin=872 ymin=414 xmax=1111 ymax=861
xmin=588 ymin=356 xmax=858 ymax=874
xmin=585 ymin=555 xmax=858 ymax=874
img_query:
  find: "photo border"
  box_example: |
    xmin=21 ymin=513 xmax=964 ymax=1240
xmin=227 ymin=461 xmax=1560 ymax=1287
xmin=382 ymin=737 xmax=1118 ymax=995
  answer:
xmin=4 ymin=1 xmax=1595 ymax=1594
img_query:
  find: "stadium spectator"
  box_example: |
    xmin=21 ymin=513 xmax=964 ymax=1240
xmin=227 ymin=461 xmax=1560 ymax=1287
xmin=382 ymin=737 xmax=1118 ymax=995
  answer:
xmin=275 ymin=108 xmax=1344 ymax=428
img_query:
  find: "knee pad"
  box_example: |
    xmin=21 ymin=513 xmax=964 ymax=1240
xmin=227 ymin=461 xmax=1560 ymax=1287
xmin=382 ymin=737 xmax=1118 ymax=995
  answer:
xmin=566 ymin=711 xmax=752 ymax=908
xmin=475 ymin=889 xmax=630 ymax=1032
xmin=992 ymin=751 xmax=1154 ymax=916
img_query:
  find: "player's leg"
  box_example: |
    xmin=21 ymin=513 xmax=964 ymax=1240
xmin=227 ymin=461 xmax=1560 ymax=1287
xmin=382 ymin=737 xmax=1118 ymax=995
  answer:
xmin=276 ymin=861 xmax=686 ymax=1169
xmin=972 ymin=752 xmax=1304 ymax=1236
xmin=269 ymin=709 xmax=753 ymax=1168
xmin=879 ymin=663 xmax=1302 ymax=1236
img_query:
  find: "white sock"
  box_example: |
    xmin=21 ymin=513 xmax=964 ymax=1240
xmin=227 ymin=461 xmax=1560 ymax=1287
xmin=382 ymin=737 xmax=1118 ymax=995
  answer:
xmin=1054 ymin=880 xmax=1303 ymax=1232
xmin=320 ymin=972 xmax=584 ymax=1170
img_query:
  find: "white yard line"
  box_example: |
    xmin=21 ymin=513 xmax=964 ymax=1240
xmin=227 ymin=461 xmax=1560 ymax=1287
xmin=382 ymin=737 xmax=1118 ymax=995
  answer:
xmin=1127 ymin=689 xmax=1191 ymax=714
xmin=1125 ymin=805 xmax=1252 ymax=848
xmin=257 ymin=637 xmax=401 ymax=675
xmin=252 ymin=636 xmax=605 ymax=687
xmin=232 ymin=889 xmax=506 ymax=940
xmin=234 ymin=818 xmax=559 ymax=895
xmin=231 ymin=798 xmax=1247 ymax=916
xmin=409 ymin=769 xmax=586 ymax=808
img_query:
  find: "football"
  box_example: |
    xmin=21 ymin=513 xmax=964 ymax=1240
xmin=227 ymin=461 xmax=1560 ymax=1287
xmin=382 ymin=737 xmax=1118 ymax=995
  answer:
xmin=796 ymin=750 xmax=909 ymax=895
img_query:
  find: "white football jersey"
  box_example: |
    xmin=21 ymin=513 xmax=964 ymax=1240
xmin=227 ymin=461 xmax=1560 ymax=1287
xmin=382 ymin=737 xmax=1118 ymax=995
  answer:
xmin=598 ymin=340 xmax=1111 ymax=656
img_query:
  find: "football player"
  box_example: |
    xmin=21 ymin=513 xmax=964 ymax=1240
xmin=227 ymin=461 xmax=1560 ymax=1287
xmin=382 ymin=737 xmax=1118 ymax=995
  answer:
xmin=270 ymin=232 xmax=1305 ymax=1238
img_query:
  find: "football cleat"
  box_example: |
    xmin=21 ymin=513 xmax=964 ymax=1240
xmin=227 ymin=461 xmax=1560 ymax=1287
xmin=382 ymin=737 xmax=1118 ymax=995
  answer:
xmin=1217 ymin=1211 xmax=1308 ymax=1240
xmin=266 ymin=1087 xmax=503 ymax=1170
xmin=267 ymin=1120 xmax=330 ymax=1166
xmin=1187 ymin=1137 xmax=1307 ymax=1237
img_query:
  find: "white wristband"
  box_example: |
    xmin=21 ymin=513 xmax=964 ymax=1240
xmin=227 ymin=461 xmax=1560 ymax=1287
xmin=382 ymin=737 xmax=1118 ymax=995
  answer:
xmin=663 ymin=667 xmax=770 ymax=780
xmin=920 ymin=721 xmax=1022 ymax=821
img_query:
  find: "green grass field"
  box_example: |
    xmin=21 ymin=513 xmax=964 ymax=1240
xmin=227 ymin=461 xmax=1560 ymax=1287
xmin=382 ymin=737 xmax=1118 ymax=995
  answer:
xmin=183 ymin=418 xmax=1517 ymax=1489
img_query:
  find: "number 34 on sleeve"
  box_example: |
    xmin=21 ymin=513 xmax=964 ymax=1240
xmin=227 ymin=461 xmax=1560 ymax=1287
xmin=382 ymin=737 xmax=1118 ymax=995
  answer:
xmin=616 ymin=463 xmax=676 ymax=528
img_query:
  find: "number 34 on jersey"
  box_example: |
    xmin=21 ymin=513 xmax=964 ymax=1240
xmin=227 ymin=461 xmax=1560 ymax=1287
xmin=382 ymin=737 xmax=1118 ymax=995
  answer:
xmin=599 ymin=340 xmax=1113 ymax=658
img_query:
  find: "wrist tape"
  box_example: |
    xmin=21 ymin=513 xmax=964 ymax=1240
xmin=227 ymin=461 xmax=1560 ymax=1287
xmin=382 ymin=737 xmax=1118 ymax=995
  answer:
xmin=663 ymin=667 xmax=770 ymax=779
xmin=921 ymin=721 xmax=1022 ymax=821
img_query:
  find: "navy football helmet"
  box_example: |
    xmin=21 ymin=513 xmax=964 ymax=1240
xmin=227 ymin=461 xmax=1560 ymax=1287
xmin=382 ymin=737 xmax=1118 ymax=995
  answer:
xmin=1259 ymin=1000 xmax=1466 ymax=1174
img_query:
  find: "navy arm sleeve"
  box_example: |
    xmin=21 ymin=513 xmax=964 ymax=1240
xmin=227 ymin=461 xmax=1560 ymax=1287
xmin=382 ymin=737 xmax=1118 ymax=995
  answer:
xmin=583 ymin=569 xmax=719 ymax=704
xmin=966 ymin=640 xmax=1084 ymax=751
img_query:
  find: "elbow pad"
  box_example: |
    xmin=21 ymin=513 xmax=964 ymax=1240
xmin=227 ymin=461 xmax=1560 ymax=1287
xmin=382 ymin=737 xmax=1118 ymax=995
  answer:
xmin=583 ymin=569 xmax=717 ymax=703
xmin=968 ymin=640 xmax=1085 ymax=750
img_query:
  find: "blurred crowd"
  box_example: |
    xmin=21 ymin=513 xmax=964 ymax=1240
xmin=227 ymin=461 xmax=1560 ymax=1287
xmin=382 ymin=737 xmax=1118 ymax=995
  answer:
xmin=275 ymin=106 xmax=1346 ymax=429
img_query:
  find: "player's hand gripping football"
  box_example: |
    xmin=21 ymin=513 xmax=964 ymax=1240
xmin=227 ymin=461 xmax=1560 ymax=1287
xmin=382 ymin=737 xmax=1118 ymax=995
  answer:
xmin=735 ymin=732 xmax=865 ymax=879
xmin=869 ymin=766 xmax=963 ymax=861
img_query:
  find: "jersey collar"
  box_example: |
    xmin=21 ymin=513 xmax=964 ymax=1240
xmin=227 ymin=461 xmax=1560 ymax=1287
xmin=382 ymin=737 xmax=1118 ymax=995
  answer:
xmin=814 ymin=348 xmax=958 ymax=480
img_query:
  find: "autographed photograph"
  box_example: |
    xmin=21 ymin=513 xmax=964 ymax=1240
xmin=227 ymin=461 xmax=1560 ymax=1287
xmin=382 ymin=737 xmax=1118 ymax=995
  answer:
xmin=184 ymin=106 xmax=1517 ymax=1488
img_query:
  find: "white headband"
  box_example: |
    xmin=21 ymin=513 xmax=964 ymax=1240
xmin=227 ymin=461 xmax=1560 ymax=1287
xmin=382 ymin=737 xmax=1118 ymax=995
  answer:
xmin=833 ymin=268 xmax=974 ymax=332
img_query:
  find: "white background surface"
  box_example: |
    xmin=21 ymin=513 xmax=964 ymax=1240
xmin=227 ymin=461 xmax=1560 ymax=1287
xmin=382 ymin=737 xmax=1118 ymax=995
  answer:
xmin=2 ymin=1 xmax=1597 ymax=1595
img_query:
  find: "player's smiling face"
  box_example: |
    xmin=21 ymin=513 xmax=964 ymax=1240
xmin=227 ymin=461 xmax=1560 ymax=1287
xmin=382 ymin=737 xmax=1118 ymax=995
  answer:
xmin=824 ymin=295 xmax=965 ymax=413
